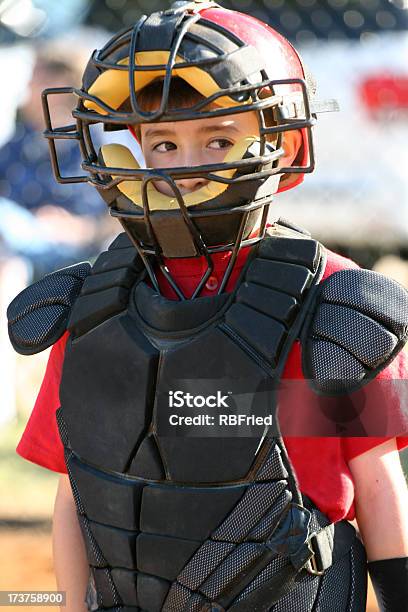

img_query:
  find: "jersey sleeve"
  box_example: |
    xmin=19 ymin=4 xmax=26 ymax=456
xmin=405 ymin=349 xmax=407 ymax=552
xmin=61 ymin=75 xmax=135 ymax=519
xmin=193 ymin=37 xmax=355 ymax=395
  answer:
xmin=342 ymin=349 xmax=408 ymax=462
xmin=16 ymin=332 xmax=69 ymax=474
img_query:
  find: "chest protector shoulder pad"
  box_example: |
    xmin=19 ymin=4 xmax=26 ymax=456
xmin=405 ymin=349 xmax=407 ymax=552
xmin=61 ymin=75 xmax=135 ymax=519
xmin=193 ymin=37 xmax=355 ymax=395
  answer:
xmin=7 ymin=262 xmax=91 ymax=355
xmin=301 ymin=267 xmax=408 ymax=395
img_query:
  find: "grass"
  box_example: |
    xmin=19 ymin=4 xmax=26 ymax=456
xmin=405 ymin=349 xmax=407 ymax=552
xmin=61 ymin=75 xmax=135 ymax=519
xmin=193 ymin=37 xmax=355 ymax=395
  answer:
xmin=0 ymin=350 xmax=59 ymax=521
xmin=0 ymin=417 xmax=58 ymax=521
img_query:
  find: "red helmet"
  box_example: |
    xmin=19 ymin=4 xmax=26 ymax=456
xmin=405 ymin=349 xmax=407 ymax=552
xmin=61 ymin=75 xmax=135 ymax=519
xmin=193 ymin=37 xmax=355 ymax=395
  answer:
xmin=42 ymin=0 xmax=337 ymax=298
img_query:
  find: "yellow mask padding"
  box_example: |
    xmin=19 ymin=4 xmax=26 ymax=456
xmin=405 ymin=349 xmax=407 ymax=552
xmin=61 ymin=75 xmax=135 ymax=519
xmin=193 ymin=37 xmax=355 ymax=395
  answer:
xmin=100 ymin=136 xmax=258 ymax=210
xmin=86 ymin=50 xmax=251 ymax=115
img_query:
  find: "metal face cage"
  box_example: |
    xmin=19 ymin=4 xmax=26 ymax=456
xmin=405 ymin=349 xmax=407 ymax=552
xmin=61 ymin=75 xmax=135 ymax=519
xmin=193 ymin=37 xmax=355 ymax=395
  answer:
xmin=41 ymin=8 xmax=318 ymax=300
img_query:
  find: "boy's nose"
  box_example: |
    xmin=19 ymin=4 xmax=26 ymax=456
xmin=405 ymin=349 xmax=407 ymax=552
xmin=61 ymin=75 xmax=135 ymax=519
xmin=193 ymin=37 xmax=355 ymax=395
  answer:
xmin=175 ymin=177 xmax=209 ymax=194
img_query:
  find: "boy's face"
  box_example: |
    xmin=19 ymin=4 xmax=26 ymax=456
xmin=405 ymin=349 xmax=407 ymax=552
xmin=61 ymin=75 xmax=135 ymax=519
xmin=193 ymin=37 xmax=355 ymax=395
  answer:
xmin=139 ymin=110 xmax=260 ymax=196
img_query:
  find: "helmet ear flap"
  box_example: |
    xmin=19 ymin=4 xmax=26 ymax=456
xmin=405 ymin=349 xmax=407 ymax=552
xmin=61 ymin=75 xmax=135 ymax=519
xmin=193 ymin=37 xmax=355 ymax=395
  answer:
xmin=277 ymin=127 xmax=308 ymax=194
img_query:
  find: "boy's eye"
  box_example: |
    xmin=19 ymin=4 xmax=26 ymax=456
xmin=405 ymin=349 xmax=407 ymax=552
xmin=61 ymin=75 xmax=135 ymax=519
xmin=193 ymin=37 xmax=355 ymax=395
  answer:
xmin=153 ymin=141 xmax=177 ymax=152
xmin=208 ymin=138 xmax=233 ymax=150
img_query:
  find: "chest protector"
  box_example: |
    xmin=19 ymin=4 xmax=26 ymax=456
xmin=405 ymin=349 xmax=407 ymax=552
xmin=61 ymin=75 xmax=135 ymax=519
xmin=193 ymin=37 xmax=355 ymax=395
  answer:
xmin=13 ymin=221 xmax=408 ymax=611
xmin=51 ymin=224 xmax=370 ymax=612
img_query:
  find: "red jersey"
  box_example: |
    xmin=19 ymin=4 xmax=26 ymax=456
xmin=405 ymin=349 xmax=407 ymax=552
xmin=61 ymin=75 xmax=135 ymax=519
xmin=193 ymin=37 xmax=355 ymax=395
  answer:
xmin=16 ymin=241 xmax=408 ymax=523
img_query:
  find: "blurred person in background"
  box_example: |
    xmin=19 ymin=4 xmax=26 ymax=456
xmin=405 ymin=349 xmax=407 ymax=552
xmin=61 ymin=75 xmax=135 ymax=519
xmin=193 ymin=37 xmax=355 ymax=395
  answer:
xmin=0 ymin=38 xmax=117 ymax=425
xmin=0 ymin=43 xmax=116 ymax=278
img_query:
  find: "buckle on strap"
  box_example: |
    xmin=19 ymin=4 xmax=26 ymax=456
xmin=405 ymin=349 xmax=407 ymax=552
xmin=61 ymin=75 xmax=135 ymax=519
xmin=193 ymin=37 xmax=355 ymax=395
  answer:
xmin=306 ymin=532 xmax=325 ymax=576
xmin=305 ymin=520 xmax=356 ymax=577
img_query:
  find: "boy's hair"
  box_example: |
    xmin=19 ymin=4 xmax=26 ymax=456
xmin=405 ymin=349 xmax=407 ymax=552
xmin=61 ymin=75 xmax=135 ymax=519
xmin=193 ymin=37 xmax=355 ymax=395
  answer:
xmin=138 ymin=77 xmax=206 ymax=111
xmin=130 ymin=77 xmax=212 ymax=141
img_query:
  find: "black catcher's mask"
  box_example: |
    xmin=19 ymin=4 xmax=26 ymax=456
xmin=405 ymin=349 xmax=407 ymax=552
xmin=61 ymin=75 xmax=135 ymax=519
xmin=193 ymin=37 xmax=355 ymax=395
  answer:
xmin=42 ymin=0 xmax=338 ymax=299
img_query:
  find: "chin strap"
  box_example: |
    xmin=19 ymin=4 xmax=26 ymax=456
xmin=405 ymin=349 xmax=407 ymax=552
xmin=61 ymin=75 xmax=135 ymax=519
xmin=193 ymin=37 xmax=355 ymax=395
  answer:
xmin=368 ymin=557 xmax=408 ymax=612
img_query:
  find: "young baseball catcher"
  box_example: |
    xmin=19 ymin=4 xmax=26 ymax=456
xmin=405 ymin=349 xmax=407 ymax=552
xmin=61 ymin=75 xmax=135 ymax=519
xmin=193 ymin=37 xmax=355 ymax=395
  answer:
xmin=8 ymin=1 xmax=408 ymax=610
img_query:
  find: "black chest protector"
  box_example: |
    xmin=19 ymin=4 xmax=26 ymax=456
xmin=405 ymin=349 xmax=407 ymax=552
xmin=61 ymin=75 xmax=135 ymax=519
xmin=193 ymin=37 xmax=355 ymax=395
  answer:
xmin=9 ymin=222 xmax=408 ymax=612
xmin=59 ymin=225 xmax=363 ymax=612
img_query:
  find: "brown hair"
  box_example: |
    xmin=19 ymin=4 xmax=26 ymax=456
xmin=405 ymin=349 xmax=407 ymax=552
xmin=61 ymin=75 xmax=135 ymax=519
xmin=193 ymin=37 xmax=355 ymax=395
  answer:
xmin=137 ymin=76 xmax=206 ymax=111
xmin=130 ymin=77 xmax=209 ymax=140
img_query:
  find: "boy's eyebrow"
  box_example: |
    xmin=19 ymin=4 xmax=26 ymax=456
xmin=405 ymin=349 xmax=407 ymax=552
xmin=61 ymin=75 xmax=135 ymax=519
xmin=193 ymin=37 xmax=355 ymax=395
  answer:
xmin=199 ymin=124 xmax=241 ymax=135
xmin=143 ymin=123 xmax=242 ymax=139
xmin=143 ymin=128 xmax=175 ymax=139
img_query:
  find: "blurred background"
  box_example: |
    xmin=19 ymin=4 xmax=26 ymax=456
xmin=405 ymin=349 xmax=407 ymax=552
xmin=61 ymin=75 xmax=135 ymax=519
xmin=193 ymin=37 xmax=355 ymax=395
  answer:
xmin=1 ymin=0 xmax=408 ymax=610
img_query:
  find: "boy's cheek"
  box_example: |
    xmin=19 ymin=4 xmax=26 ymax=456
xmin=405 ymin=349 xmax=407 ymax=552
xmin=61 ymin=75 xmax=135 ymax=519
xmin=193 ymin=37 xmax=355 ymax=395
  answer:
xmin=142 ymin=151 xmax=155 ymax=167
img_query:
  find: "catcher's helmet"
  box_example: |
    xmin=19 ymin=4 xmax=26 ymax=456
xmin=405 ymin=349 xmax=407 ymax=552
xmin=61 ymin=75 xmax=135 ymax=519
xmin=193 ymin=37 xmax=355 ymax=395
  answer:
xmin=42 ymin=0 xmax=337 ymax=299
